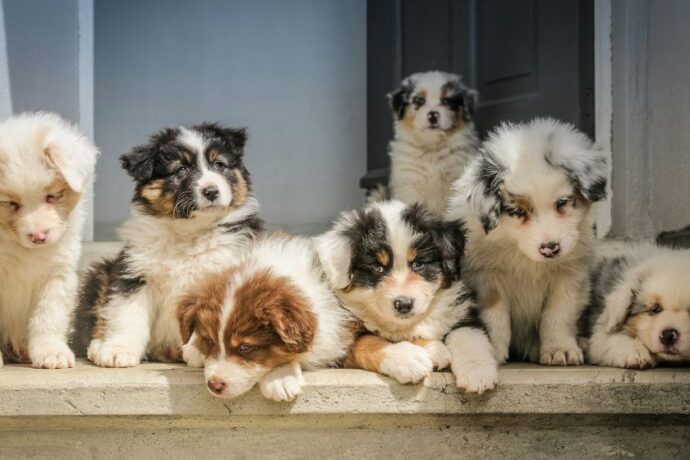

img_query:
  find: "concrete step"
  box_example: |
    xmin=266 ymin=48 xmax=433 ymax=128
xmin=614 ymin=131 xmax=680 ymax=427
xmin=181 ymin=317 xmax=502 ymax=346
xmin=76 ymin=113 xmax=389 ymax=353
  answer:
xmin=0 ymin=361 xmax=688 ymax=459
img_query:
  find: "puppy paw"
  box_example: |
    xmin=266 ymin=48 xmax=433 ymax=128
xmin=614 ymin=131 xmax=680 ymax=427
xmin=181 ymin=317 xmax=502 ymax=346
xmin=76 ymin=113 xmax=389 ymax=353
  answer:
xmin=540 ymin=344 xmax=584 ymax=366
xmin=182 ymin=342 xmax=205 ymax=368
xmin=30 ymin=343 xmax=75 ymax=369
xmin=422 ymin=340 xmax=451 ymax=370
xmin=259 ymin=361 xmax=304 ymax=402
xmin=89 ymin=343 xmax=141 ymax=368
xmin=453 ymin=361 xmax=498 ymax=395
xmin=379 ymin=341 xmax=433 ymax=384
xmin=620 ymin=346 xmax=656 ymax=369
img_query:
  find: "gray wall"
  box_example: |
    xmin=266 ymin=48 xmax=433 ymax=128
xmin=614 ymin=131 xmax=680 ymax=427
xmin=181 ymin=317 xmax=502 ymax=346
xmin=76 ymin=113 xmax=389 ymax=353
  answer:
xmin=2 ymin=0 xmax=80 ymax=122
xmin=94 ymin=0 xmax=366 ymax=239
xmin=610 ymin=0 xmax=690 ymax=239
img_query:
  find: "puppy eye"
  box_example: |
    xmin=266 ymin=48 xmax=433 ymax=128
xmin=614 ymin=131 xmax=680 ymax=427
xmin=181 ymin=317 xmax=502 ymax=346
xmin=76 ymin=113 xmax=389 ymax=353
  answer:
xmin=412 ymin=96 xmax=425 ymax=106
xmin=441 ymin=97 xmax=450 ymax=106
xmin=7 ymin=201 xmax=20 ymax=211
xmin=555 ymin=198 xmax=570 ymax=211
xmin=46 ymin=193 xmax=63 ymax=204
xmin=650 ymin=304 xmax=663 ymax=314
xmin=373 ymin=264 xmax=385 ymax=274
xmin=510 ymin=208 xmax=527 ymax=219
xmin=212 ymin=161 xmax=226 ymax=171
xmin=237 ymin=344 xmax=255 ymax=354
xmin=175 ymin=166 xmax=189 ymax=176
xmin=410 ymin=260 xmax=424 ymax=270
xmin=205 ymin=337 xmax=216 ymax=346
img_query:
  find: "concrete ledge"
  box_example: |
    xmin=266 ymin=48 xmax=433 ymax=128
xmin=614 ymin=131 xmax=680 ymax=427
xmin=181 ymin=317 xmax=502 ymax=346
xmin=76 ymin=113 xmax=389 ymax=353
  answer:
xmin=1 ymin=360 xmax=689 ymax=417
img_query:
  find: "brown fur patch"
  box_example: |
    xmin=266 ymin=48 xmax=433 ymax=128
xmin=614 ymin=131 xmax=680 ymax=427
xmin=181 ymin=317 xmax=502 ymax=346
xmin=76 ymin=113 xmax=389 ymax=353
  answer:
xmin=376 ymin=250 xmax=390 ymax=267
xmin=343 ymin=334 xmax=392 ymax=371
xmin=223 ymin=268 xmax=316 ymax=369
xmin=230 ymin=169 xmax=248 ymax=209
xmin=407 ymin=247 xmax=417 ymax=263
xmin=140 ymin=179 xmax=175 ymax=217
xmin=412 ymin=337 xmax=432 ymax=348
xmin=503 ymin=192 xmax=533 ymax=214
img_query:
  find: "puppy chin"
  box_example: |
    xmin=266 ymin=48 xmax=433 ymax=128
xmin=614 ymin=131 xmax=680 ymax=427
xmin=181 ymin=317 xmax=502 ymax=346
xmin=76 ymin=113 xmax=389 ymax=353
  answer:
xmin=204 ymin=359 xmax=265 ymax=399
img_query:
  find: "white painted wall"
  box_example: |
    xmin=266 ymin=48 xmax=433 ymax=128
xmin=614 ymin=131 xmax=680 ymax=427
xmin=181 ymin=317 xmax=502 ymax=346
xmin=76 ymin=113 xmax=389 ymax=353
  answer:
xmin=93 ymin=0 xmax=366 ymax=239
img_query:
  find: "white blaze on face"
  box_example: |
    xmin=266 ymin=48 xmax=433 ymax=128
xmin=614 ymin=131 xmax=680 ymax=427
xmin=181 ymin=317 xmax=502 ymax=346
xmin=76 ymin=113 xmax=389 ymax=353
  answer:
xmin=178 ymin=127 xmax=232 ymax=210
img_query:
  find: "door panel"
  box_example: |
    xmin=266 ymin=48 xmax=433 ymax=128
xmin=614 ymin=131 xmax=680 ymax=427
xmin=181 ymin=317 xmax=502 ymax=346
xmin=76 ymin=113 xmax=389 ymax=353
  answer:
xmin=363 ymin=0 xmax=594 ymax=188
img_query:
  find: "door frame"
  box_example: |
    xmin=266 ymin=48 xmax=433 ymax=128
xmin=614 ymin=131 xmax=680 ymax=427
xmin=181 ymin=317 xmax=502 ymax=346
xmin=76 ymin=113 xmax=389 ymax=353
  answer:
xmin=594 ymin=0 xmax=613 ymax=238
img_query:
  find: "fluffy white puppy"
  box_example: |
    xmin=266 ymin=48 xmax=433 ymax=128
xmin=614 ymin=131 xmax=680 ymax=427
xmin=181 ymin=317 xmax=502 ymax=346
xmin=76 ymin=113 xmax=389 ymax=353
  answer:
xmin=580 ymin=244 xmax=690 ymax=368
xmin=446 ymin=118 xmax=609 ymax=365
xmin=0 ymin=112 xmax=98 ymax=368
xmin=374 ymin=71 xmax=479 ymax=215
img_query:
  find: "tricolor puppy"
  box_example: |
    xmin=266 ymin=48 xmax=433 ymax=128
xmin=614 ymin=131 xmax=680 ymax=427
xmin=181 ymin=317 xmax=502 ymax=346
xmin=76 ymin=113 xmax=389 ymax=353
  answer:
xmin=580 ymin=244 xmax=690 ymax=368
xmin=178 ymin=235 xmax=354 ymax=402
xmin=315 ymin=200 xmax=497 ymax=394
xmin=0 ymin=113 xmax=97 ymax=369
xmin=447 ymin=118 xmax=609 ymax=365
xmin=372 ymin=71 xmax=479 ymax=215
xmin=77 ymin=123 xmax=263 ymax=367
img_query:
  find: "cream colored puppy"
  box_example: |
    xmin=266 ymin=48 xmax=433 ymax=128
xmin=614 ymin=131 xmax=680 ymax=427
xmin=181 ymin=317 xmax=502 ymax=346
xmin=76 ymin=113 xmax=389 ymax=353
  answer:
xmin=0 ymin=112 xmax=98 ymax=368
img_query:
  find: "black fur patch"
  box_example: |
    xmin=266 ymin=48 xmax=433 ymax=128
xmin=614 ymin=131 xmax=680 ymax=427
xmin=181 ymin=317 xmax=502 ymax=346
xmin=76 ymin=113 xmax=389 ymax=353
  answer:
xmin=441 ymin=81 xmax=476 ymax=121
xmin=388 ymin=83 xmax=412 ymax=120
xmin=343 ymin=207 xmax=391 ymax=289
xmin=218 ymin=214 xmax=264 ymax=235
xmin=579 ymin=256 xmax=630 ymax=337
xmin=473 ymin=152 xmax=505 ymax=233
xmin=444 ymin=290 xmax=489 ymax=340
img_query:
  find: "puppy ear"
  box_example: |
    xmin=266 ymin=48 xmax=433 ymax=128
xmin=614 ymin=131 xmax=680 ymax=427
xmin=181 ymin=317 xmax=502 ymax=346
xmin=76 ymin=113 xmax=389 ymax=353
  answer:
xmin=226 ymin=127 xmax=247 ymax=151
xmin=120 ymin=145 xmax=156 ymax=182
xmin=602 ymin=276 xmax=648 ymax=333
xmin=177 ymin=272 xmax=227 ymax=343
xmin=546 ymin=124 xmax=609 ymax=202
xmin=433 ymin=219 xmax=467 ymax=282
xmin=42 ymin=116 xmax=99 ymax=194
xmin=264 ymin=292 xmax=316 ymax=354
xmin=314 ymin=212 xmax=356 ymax=290
xmin=453 ymin=151 xmax=505 ymax=233
xmin=387 ymin=80 xmax=412 ymax=120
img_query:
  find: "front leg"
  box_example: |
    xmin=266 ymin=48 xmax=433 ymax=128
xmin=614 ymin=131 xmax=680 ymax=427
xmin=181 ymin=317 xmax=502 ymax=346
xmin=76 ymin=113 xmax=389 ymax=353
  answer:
xmin=539 ymin=272 xmax=587 ymax=366
xmin=586 ymin=331 xmax=656 ymax=369
xmin=259 ymin=361 xmax=305 ymax=402
xmin=344 ymin=335 xmax=432 ymax=384
xmin=445 ymin=327 xmax=498 ymax=394
xmin=87 ymin=287 xmax=152 ymax=368
xmin=479 ymin=291 xmax=511 ymax=364
xmin=412 ymin=338 xmax=451 ymax=370
xmin=28 ymin=271 xmax=78 ymax=369
xmin=182 ymin=333 xmax=205 ymax=368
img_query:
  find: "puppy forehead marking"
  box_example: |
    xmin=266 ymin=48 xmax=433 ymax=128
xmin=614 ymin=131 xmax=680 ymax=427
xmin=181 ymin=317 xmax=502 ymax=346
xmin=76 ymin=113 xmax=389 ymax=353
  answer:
xmin=375 ymin=202 xmax=418 ymax=269
xmin=178 ymin=127 xmax=208 ymax=156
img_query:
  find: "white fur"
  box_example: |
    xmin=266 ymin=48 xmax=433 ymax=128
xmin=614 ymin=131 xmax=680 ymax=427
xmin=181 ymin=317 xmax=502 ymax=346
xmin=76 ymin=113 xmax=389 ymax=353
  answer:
xmin=447 ymin=119 xmax=608 ymax=365
xmin=87 ymin=198 xmax=260 ymax=367
xmin=386 ymin=71 xmax=479 ymax=215
xmin=0 ymin=113 xmax=97 ymax=369
xmin=379 ymin=341 xmax=433 ymax=384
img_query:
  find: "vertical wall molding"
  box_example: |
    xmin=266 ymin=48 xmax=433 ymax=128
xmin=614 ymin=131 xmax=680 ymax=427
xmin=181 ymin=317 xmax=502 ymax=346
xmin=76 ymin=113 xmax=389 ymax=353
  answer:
xmin=78 ymin=0 xmax=94 ymax=241
xmin=594 ymin=0 xmax=612 ymax=238
xmin=0 ymin=0 xmax=11 ymax=119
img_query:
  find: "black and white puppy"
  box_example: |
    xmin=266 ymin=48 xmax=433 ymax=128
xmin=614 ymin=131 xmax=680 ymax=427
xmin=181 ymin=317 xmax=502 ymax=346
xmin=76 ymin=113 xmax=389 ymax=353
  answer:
xmin=77 ymin=123 xmax=263 ymax=367
xmin=373 ymin=71 xmax=479 ymax=215
xmin=447 ymin=118 xmax=609 ymax=365
xmin=580 ymin=244 xmax=690 ymax=368
xmin=316 ymin=200 xmax=497 ymax=394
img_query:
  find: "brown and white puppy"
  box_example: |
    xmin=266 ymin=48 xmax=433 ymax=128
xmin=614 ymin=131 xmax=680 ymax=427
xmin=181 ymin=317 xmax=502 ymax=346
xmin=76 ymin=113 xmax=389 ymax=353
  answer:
xmin=447 ymin=118 xmax=609 ymax=366
xmin=315 ymin=200 xmax=498 ymax=394
xmin=371 ymin=71 xmax=479 ymax=215
xmin=580 ymin=244 xmax=690 ymax=368
xmin=178 ymin=235 xmax=354 ymax=401
xmin=77 ymin=123 xmax=263 ymax=367
xmin=0 ymin=112 xmax=98 ymax=369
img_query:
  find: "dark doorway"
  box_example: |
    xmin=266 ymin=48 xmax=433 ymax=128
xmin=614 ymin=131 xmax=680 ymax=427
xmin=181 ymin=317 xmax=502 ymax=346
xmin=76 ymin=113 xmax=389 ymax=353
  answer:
xmin=362 ymin=0 xmax=594 ymax=189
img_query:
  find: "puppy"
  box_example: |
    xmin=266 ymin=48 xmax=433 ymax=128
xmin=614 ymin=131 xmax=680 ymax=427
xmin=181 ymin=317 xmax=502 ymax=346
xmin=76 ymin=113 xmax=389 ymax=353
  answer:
xmin=77 ymin=123 xmax=263 ymax=367
xmin=0 ymin=112 xmax=98 ymax=368
xmin=580 ymin=244 xmax=690 ymax=368
xmin=315 ymin=200 xmax=497 ymax=394
xmin=447 ymin=118 xmax=609 ymax=365
xmin=178 ymin=235 xmax=354 ymax=402
xmin=372 ymin=71 xmax=479 ymax=215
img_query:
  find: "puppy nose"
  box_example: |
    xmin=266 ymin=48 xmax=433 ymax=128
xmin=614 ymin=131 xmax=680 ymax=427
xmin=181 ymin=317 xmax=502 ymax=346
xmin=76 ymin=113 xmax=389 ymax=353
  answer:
xmin=539 ymin=241 xmax=561 ymax=258
xmin=202 ymin=186 xmax=219 ymax=202
xmin=661 ymin=329 xmax=679 ymax=347
xmin=207 ymin=378 xmax=226 ymax=394
xmin=427 ymin=111 xmax=439 ymax=124
xmin=393 ymin=296 xmax=414 ymax=315
xmin=28 ymin=231 xmax=48 ymax=244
